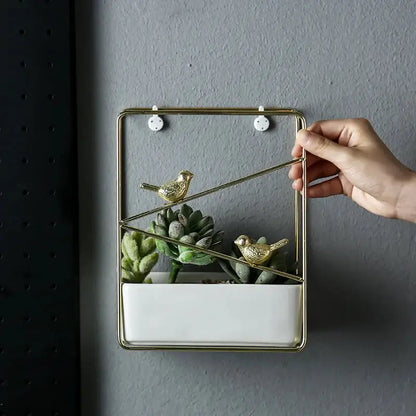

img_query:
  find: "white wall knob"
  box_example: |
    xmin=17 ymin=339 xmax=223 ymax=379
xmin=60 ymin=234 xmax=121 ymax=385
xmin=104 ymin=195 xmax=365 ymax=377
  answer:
xmin=148 ymin=106 xmax=164 ymax=131
xmin=254 ymin=106 xmax=270 ymax=131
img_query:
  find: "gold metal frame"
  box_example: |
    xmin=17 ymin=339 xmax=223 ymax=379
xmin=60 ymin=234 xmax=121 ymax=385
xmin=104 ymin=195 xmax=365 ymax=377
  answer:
xmin=117 ymin=107 xmax=307 ymax=352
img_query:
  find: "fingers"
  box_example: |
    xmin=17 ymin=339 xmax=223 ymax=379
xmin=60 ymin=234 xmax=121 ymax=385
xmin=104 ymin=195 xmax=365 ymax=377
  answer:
xmin=291 ymin=119 xmax=347 ymax=157
xmin=307 ymin=160 xmax=339 ymax=184
xmin=308 ymin=118 xmax=376 ymax=146
xmin=307 ymin=176 xmax=344 ymax=198
xmin=296 ymin=129 xmax=352 ymax=169
xmin=307 ymin=119 xmax=348 ymax=141
xmin=288 ymin=153 xmax=321 ymax=180
xmin=290 ymin=161 xmax=339 ymax=191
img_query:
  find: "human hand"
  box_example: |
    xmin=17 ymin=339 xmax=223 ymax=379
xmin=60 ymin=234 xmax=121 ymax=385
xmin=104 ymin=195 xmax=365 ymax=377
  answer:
xmin=289 ymin=118 xmax=416 ymax=222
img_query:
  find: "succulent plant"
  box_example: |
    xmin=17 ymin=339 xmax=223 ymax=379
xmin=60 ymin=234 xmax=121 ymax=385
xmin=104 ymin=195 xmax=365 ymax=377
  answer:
xmin=121 ymin=231 xmax=158 ymax=283
xmin=150 ymin=204 xmax=224 ymax=283
xmin=218 ymin=236 xmax=295 ymax=284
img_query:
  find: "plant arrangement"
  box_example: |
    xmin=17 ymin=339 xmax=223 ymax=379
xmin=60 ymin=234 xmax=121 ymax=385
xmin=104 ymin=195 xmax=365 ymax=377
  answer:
xmin=150 ymin=204 xmax=224 ymax=283
xmin=218 ymin=236 xmax=295 ymax=284
xmin=121 ymin=231 xmax=159 ymax=283
xmin=124 ymin=172 xmax=295 ymax=284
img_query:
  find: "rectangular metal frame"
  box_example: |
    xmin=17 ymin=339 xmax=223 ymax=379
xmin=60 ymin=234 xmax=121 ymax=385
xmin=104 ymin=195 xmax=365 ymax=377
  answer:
xmin=117 ymin=107 xmax=307 ymax=351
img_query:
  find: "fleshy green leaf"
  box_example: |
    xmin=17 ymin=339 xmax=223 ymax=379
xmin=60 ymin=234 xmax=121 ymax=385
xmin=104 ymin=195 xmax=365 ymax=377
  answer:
xmin=156 ymin=240 xmax=173 ymax=257
xmin=188 ymin=210 xmax=203 ymax=229
xmin=256 ymin=236 xmax=267 ymax=244
xmin=196 ymin=236 xmax=212 ymax=248
xmin=157 ymin=213 xmax=168 ymax=228
xmin=178 ymin=250 xmax=195 ymax=263
xmin=121 ymin=232 xmax=139 ymax=261
xmin=168 ymin=221 xmax=185 ymax=239
xmin=212 ymin=230 xmax=224 ymax=244
xmin=139 ymin=252 xmax=159 ymax=274
xmin=131 ymin=231 xmax=143 ymax=247
xmin=235 ymin=257 xmax=251 ymax=283
xmin=179 ymin=235 xmax=195 ymax=245
xmin=140 ymin=237 xmax=156 ymax=257
xmin=186 ymin=253 xmax=214 ymax=266
xmin=180 ymin=204 xmax=193 ymax=218
xmin=201 ymin=228 xmax=214 ymax=237
xmin=154 ymin=224 xmax=168 ymax=237
xmin=132 ymin=259 xmax=140 ymax=274
xmin=196 ymin=216 xmax=213 ymax=230
xmin=199 ymin=223 xmax=214 ymax=236
xmin=121 ymin=256 xmax=133 ymax=270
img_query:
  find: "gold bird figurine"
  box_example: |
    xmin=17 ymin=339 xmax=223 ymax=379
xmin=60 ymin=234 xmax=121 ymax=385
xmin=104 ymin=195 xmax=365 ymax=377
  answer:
xmin=234 ymin=235 xmax=289 ymax=266
xmin=140 ymin=170 xmax=194 ymax=202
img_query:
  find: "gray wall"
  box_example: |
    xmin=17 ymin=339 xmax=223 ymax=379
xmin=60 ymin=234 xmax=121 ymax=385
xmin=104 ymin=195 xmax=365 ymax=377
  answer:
xmin=76 ymin=1 xmax=416 ymax=415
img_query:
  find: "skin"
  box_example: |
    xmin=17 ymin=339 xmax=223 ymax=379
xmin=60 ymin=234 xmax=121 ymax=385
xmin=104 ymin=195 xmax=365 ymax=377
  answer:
xmin=288 ymin=118 xmax=416 ymax=223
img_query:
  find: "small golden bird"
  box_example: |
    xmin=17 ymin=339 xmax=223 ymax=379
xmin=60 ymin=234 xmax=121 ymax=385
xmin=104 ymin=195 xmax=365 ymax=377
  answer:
xmin=140 ymin=170 xmax=194 ymax=202
xmin=234 ymin=235 xmax=289 ymax=265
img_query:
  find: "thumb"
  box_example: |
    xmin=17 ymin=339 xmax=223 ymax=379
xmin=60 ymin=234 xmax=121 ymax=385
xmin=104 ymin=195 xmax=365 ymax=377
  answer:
xmin=296 ymin=129 xmax=351 ymax=167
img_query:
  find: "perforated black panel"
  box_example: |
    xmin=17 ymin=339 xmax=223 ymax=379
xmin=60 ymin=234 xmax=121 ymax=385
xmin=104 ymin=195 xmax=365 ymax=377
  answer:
xmin=0 ymin=1 xmax=79 ymax=415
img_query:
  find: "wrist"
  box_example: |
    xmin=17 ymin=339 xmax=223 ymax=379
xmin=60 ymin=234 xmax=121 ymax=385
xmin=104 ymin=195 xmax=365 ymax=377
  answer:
xmin=395 ymin=170 xmax=416 ymax=223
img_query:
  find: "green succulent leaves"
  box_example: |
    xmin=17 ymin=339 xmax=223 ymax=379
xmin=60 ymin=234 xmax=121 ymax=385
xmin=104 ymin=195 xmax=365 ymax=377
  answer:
xmin=121 ymin=231 xmax=158 ymax=283
xmin=219 ymin=236 xmax=294 ymax=284
xmin=150 ymin=204 xmax=224 ymax=267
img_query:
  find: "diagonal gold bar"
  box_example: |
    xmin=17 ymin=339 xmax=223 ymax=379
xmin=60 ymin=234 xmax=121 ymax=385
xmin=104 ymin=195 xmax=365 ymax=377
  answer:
xmin=121 ymin=157 xmax=304 ymax=224
xmin=120 ymin=224 xmax=304 ymax=283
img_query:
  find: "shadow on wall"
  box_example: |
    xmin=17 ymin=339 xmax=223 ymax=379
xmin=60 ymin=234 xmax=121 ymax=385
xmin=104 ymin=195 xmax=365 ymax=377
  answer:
xmin=307 ymin=258 xmax=404 ymax=334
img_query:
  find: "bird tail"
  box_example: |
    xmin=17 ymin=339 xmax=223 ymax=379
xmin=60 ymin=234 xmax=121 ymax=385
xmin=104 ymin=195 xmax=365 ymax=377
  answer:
xmin=140 ymin=183 xmax=159 ymax=192
xmin=270 ymin=238 xmax=289 ymax=251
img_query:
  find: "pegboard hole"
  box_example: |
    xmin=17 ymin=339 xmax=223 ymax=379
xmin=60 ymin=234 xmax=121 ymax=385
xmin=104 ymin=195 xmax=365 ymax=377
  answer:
xmin=21 ymin=125 xmax=28 ymax=132
xmin=25 ymin=379 xmax=32 ymax=386
xmin=22 ymin=220 xmax=30 ymax=228
xmin=23 ymin=252 xmax=30 ymax=259
xmin=49 ymin=189 xmax=56 ymax=196
xmin=0 ymin=347 xmax=4 ymax=355
xmin=0 ymin=286 xmax=5 ymax=293
xmin=48 ymin=61 xmax=54 ymax=68
xmin=0 ymin=221 xmax=3 ymax=228
xmin=20 ymin=60 xmax=26 ymax=68
xmin=49 ymin=220 xmax=57 ymax=227
xmin=48 ymin=156 xmax=56 ymax=164
xmin=48 ymin=93 xmax=55 ymax=100
xmin=0 ymin=253 xmax=3 ymax=260
xmin=0 ymin=379 xmax=5 ymax=387
xmin=49 ymin=251 xmax=56 ymax=259
xmin=19 ymin=29 xmax=26 ymax=35
xmin=50 ymin=283 xmax=57 ymax=290
xmin=51 ymin=315 xmax=58 ymax=322
xmin=23 ymin=315 xmax=31 ymax=323
xmin=46 ymin=28 xmax=52 ymax=36
xmin=24 ymin=283 xmax=31 ymax=291
xmin=48 ymin=125 xmax=55 ymax=133
xmin=52 ymin=346 xmax=58 ymax=353
xmin=21 ymin=93 xmax=28 ymax=100
xmin=22 ymin=189 xmax=29 ymax=196
xmin=22 ymin=157 xmax=29 ymax=164
xmin=25 ymin=346 xmax=31 ymax=354
xmin=0 ymin=317 xmax=4 ymax=324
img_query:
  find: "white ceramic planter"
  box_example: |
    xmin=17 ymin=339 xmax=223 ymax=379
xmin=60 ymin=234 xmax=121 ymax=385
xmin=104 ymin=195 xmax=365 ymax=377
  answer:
xmin=120 ymin=273 xmax=303 ymax=349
